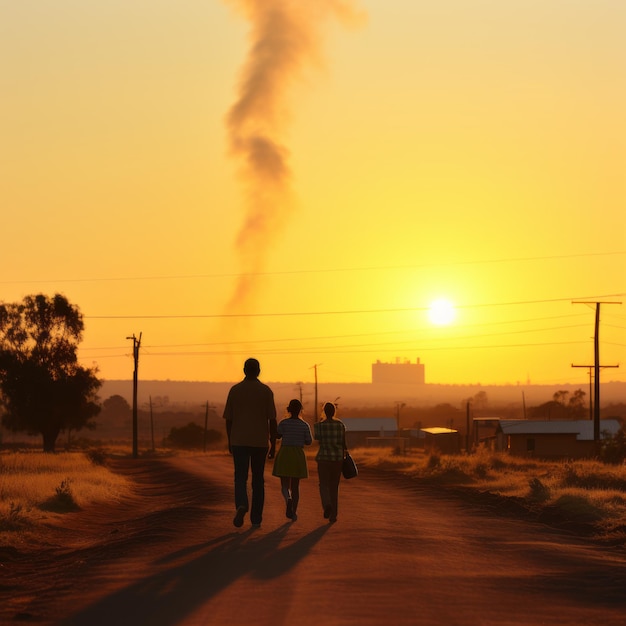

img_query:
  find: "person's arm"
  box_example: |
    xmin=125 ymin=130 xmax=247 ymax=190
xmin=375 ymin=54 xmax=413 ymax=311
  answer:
xmin=225 ymin=419 xmax=232 ymax=454
xmin=223 ymin=393 xmax=233 ymax=454
xmin=268 ymin=418 xmax=277 ymax=458
xmin=267 ymin=390 xmax=278 ymax=458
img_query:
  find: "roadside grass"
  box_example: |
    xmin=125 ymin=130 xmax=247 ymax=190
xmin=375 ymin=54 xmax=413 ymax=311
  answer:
xmin=4 ymin=445 xmax=626 ymax=546
xmin=355 ymin=446 xmax=626 ymax=541
xmin=0 ymin=449 xmax=131 ymax=543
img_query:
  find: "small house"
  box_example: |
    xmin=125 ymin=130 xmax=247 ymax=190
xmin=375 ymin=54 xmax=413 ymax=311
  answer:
xmin=341 ymin=417 xmax=398 ymax=449
xmin=495 ymin=419 xmax=621 ymax=459
xmin=421 ymin=427 xmax=461 ymax=455
xmin=472 ymin=417 xmax=502 ymax=449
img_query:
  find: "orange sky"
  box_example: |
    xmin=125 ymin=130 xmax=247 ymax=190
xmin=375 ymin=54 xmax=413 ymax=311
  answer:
xmin=1 ymin=1 xmax=624 ymax=386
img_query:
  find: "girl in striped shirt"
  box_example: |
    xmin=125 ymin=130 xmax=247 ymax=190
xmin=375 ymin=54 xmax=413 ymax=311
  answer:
xmin=272 ymin=399 xmax=312 ymax=521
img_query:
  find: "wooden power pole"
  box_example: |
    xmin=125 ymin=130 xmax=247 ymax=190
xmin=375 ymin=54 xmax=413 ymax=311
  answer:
xmin=311 ymin=363 xmax=322 ymax=421
xmin=573 ymin=301 xmax=620 ymax=443
xmin=127 ymin=332 xmax=142 ymax=458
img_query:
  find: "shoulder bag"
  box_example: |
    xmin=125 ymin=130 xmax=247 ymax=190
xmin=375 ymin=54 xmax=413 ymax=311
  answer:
xmin=342 ymin=451 xmax=358 ymax=479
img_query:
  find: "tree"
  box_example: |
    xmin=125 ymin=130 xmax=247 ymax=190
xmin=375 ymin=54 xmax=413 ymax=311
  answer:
xmin=101 ymin=394 xmax=132 ymax=420
xmin=471 ymin=391 xmax=488 ymax=411
xmin=528 ymin=389 xmax=588 ymax=420
xmin=164 ymin=422 xmax=222 ymax=450
xmin=0 ymin=294 xmax=101 ymax=452
xmin=568 ymin=389 xmax=587 ymax=418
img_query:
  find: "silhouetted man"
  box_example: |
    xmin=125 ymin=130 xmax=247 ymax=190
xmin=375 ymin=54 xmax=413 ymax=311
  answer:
xmin=223 ymin=358 xmax=277 ymax=528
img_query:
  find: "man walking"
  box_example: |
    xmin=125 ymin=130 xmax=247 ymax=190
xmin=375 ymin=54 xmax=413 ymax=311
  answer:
xmin=223 ymin=358 xmax=277 ymax=528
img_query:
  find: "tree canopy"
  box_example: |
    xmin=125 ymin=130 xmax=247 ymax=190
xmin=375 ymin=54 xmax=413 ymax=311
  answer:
xmin=164 ymin=422 xmax=222 ymax=450
xmin=0 ymin=294 xmax=101 ymax=452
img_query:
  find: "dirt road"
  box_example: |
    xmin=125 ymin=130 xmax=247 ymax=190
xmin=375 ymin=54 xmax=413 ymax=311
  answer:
xmin=4 ymin=454 xmax=626 ymax=625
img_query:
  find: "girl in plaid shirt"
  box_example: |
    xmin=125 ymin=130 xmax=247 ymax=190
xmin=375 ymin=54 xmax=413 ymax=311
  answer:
xmin=314 ymin=401 xmax=347 ymax=523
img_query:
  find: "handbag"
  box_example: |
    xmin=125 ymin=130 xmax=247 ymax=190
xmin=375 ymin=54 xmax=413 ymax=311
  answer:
xmin=342 ymin=452 xmax=358 ymax=479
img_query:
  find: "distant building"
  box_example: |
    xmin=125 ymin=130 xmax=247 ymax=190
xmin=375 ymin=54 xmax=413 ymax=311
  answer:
xmin=372 ymin=358 xmax=425 ymax=385
xmin=421 ymin=427 xmax=461 ymax=455
xmin=495 ymin=419 xmax=621 ymax=459
xmin=472 ymin=417 xmax=503 ymax=448
xmin=342 ymin=417 xmax=399 ymax=448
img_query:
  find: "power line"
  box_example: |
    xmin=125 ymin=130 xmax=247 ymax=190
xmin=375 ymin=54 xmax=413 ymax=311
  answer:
xmin=81 ymin=339 xmax=591 ymax=361
xmin=3 ymin=251 xmax=624 ymax=285
xmin=78 ymin=310 xmax=622 ymax=359
xmin=78 ymin=312 xmax=592 ymax=352
xmin=84 ymin=293 xmax=625 ymax=320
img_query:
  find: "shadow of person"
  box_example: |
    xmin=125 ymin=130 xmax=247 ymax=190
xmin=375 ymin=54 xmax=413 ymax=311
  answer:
xmin=250 ymin=524 xmax=330 ymax=580
xmin=59 ymin=524 xmax=330 ymax=626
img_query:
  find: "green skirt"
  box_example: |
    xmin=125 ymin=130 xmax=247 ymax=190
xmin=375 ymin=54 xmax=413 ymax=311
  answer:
xmin=272 ymin=445 xmax=308 ymax=479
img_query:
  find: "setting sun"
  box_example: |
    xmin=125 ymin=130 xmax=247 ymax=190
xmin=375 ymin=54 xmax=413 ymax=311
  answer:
xmin=428 ymin=299 xmax=457 ymax=326
xmin=1 ymin=1 xmax=623 ymax=387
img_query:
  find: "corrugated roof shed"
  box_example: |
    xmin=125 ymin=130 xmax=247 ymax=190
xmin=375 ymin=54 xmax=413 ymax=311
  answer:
xmin=498 ymin=419 xmax=621 ymax=441
xmin=341 ymin=417 xmax=397 ymax=432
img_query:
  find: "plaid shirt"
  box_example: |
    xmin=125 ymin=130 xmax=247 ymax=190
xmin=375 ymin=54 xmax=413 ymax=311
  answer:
xmin=314 ymin=419 xmax=346 ymax=462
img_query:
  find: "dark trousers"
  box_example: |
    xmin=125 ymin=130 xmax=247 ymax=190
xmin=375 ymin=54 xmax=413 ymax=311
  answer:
xmin=317 ymin=459 xmax=343 ymax=518
xmin=232 ymin=445 xmax=268 ymax=525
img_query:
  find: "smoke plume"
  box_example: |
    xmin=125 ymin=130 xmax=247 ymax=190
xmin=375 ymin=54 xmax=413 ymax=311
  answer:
xmin=224 ymin=0 xmax=363 ymax=312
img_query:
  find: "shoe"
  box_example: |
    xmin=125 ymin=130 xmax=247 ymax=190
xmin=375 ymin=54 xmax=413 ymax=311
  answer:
xmin=291 ymin=512 xmax=298 ymax=522
xmin=251 ymin=523 xmax=261 ymax=529
xmin=323 ymin=504 xmax=332 ymax=519
xmin=329 ymin=516 xmax=337 ymax=524
xmin=286 ymin=498 xmax=294 ymax=519
xmin=233 ymin=506 xmax=247 ymax=528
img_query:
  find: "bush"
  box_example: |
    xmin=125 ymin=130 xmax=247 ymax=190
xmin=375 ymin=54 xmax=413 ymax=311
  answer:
xmin=0 ymin=502 xmax=28 ymax=531
xmin=528 ymin=477 xmax=551 ymax=503
xmin=40 ymin=478 xmax=79 ymax=512
xmin=551 ymin=494 xmax=604 ymax=523
xmin=85 ymin=448 xmax=107 ymax=466
xmin=164 ymin=422 xmax=222 ymax=450
xmin=600 ymin=429 xmax=626 ymax=465
xmin=426 ymin=453 xmax=441 ymax=469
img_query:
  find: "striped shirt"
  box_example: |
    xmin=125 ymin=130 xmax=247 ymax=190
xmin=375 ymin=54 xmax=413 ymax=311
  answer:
xmin=277 ymin=417 xmax=312 ymax=447
xmin=314 ymin=419 xmax=346 ymax=462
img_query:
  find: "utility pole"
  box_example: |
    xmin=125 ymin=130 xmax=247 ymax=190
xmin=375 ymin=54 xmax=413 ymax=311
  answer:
xmin=311 ymin=364 xmax=322 ymax=421
xmin=573 ymin=301 xmax=620 ymax=444
xmin=149 ymin=395 xmax=155 ymax=451
xmin=395 ymin=401 xmax=405 ymax=428
xmin=295 ymin=382 xmax=303 ymax=403
xmin=572 ymin=364 xmax=619 ymax=421
xmin=203 ymin=401 xmax=210 ymax=453
xmin=465 ymin=401 xmax=471 ymax=453
xmin=127 ymin=332 xmax=142 ymax=458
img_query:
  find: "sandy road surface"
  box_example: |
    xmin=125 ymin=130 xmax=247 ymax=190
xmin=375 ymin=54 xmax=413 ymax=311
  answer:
xmin=3 ymin=454 xmax=626 ymax=625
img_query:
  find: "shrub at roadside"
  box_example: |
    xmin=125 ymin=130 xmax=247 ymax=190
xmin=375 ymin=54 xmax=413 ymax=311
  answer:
xmin=40 ymin=478 xmax=80 ymax=512
xmin=163 ymin=422 xmax=222 ymax=450
xmin=356 ymin=446 xmax=626 ymax=541
xmin=0 ymin=450 xmax=130 ymax=539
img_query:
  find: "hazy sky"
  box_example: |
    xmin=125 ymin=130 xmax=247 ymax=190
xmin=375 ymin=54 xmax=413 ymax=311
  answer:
xmin=2 ymin=0 xmax=624 ymax=386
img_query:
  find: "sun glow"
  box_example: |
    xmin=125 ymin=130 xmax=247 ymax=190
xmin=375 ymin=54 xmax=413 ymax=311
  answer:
xmin=428 ymin=299 xmax=456 ymax=326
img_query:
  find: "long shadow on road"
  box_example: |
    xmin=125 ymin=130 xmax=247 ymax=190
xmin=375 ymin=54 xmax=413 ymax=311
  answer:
xmin=60 ymin=523 xmax=330 ymax=626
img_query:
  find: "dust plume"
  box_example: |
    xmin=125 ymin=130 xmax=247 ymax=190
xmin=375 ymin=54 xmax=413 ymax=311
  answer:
xmin=224 ymin=0 xmax=364 ymax=313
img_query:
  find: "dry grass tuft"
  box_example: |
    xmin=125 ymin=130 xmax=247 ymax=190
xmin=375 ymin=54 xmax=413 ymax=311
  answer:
xmin=355 ymin=445 xmax=626 ymax=540
xmin=0 ymin=450 xmax=130 ymax=539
